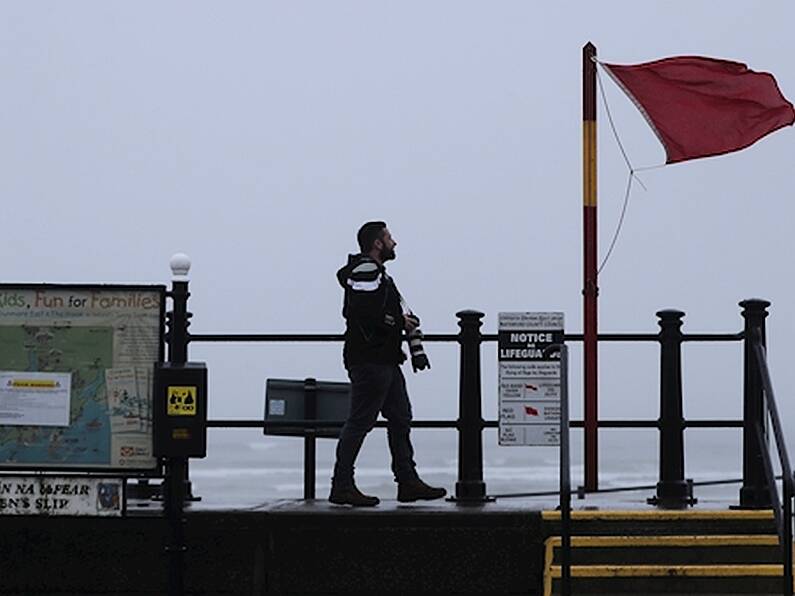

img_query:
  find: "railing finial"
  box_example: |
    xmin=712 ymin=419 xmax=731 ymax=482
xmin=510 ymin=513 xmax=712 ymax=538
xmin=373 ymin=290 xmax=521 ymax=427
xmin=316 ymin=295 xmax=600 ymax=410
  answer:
xmin=170 ymin=253 xmax=191 ymax=281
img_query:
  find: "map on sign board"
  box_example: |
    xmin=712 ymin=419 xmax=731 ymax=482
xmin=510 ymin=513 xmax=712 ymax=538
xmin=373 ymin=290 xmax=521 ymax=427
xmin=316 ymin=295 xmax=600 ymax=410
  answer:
xmin=498 ymin=312 xmax=564 ymax=447
xmin=0 ymin=286 xmax=164 ymax=471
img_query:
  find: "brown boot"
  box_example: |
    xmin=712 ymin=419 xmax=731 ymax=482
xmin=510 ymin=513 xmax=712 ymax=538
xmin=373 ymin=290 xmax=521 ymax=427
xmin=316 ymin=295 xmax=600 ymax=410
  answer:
xmin=328 ymin=485 xmax=380 ymax=507
xmin=397 ymin=478 xmax=447 ymax=503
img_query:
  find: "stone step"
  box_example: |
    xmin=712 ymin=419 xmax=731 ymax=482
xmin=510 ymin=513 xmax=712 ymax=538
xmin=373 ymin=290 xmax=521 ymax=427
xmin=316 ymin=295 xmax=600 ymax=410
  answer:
xmin=542 ymin=508 xmax=777 ymax=536
xmin=547 ymin=564 xmax=792 ymax=595
xmin=547 ymin=534 xmax=782 ymax=565
xmin=541 ymin=512 xmax=790 ymax=595
xmin=544 ymin=575 xmax=783 ymax=596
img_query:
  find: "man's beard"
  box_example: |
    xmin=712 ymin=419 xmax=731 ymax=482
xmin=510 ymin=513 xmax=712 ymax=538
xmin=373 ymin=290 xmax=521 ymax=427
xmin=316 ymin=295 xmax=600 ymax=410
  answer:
xmin=380 ymin=245 xmax=396 ymax=261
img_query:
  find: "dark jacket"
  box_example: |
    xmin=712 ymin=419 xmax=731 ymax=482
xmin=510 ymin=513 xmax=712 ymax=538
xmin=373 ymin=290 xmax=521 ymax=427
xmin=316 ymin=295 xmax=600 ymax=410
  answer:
xmin=337 ymin=254 xmax=406 ymax=368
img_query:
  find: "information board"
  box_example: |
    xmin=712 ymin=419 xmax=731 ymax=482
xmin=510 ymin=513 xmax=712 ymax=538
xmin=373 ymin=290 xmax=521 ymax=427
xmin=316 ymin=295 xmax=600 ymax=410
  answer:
xmin=0 ymin=285 xmax=164 ymax=471
xmin=498 ymin=312 xmax=564 ymax=446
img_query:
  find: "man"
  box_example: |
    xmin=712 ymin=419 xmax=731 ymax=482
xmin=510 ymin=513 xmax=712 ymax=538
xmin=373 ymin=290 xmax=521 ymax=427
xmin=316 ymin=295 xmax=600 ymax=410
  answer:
xmin=329 ymin=221 xmax=447 ymax=507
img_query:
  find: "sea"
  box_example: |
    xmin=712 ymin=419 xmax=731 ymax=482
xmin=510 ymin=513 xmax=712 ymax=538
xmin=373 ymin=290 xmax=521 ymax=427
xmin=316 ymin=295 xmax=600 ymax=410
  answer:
xmin=182 ymin=426 xmax=753 ymax=509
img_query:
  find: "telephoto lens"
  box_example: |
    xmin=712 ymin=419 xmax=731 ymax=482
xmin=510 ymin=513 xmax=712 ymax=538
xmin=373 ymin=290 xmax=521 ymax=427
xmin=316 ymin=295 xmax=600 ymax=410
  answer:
xmin=408 ymin=327 xmax=431 ymax=372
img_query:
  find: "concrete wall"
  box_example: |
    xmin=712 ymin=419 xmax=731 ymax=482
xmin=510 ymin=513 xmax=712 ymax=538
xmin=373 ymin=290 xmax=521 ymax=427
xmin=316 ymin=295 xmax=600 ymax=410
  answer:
xmin=1 ymin=506 xmax=545 ymax=595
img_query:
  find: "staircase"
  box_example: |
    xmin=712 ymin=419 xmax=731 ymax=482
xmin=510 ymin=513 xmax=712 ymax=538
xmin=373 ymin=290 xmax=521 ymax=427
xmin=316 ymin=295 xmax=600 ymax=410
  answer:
xmin=543 ymin=509 xmax=791 ymax=595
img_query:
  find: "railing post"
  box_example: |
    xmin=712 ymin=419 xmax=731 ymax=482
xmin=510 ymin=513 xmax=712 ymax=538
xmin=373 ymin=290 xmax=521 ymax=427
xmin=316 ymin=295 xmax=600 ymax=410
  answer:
xmin=168 ymin=255 xmax=199 ymax=502
xmin=451 ymin=310 xmax=492 ymax=503
xmin=739 ymin=298 xmax=772 ymax=509
xmin=783 ymin=477 xmax=793 ymax=596
xmin=303 ymin=378 xmax=317 ymax=500
xmin=163 ymin=455 xmax=187 ymax=596
xmin=648 ymin=309 xmax=696 ymax=509
xmin=164 ymin=253 xmax=191 ymax=596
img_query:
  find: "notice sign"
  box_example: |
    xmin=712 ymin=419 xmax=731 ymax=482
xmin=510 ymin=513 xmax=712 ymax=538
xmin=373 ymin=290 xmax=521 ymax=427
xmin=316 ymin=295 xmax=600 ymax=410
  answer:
xmin=0 ymin=371 xmax=72 ymax=427
xmin=0 ymin=476 xmax=123 ymax=517
xmin=498 ymin=312 xmax=564 ymax=446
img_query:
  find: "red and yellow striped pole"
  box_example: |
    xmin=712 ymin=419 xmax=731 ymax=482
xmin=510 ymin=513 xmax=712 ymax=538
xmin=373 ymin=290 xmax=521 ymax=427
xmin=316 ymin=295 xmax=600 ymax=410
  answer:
xmin=582 ymin=42 xmax=599 ymax=491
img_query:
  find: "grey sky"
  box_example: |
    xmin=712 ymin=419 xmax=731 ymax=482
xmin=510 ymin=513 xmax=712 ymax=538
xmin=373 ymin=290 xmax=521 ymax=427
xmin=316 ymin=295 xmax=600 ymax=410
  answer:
xmin=2 ymin=2 xmax=794 ymax=455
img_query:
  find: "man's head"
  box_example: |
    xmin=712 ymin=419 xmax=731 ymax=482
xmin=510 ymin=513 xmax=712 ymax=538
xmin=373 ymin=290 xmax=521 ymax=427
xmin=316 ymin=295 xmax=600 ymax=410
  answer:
xmin=357 ymin=221 xmax=396 ymax=263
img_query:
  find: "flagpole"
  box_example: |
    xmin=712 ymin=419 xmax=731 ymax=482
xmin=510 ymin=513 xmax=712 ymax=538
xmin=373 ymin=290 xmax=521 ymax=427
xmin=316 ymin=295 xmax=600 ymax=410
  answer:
xmin=582 ymin=42 xmax=598 ymax=492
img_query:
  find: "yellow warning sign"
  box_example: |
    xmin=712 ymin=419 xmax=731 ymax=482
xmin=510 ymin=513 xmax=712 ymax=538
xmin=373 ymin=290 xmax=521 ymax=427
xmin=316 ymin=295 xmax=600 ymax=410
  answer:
xmin=12 ymin=379 xmax=57 ymax=388
xmin=167 ymin=386 xmax=197 ymax=416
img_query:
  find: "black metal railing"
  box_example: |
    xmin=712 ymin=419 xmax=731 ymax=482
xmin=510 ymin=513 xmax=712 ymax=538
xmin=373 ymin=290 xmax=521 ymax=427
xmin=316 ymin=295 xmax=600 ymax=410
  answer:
xmin=749 ymin=322 xmax=793 ymax=596
xmin=191 ymin=311 xmax=751 ymax=507
xmin=161 ymin=276 xmax=793 ymax=596
xmin=162 ymin=264 xmax=782 ymax=511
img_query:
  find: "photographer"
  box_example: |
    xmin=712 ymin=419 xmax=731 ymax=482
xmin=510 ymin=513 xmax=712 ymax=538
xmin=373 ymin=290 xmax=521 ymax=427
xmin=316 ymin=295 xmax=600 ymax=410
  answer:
xmin=329 ymin=221 xmax=446 ymax=507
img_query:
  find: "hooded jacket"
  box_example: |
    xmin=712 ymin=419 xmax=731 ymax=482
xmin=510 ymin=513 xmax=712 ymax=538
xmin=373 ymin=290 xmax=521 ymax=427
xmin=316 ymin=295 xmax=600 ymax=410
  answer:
xmin=337 ymin=253 xmax=406 ymax=368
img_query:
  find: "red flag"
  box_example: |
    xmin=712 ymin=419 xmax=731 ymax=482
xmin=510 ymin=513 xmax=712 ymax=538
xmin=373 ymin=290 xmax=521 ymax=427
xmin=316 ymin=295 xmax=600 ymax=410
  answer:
xmin=602 ymin=56 xmax=795 ymax=164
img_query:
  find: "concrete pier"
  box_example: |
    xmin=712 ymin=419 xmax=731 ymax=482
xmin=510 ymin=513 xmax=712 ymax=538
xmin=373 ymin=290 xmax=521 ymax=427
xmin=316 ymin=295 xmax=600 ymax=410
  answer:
xmin=2 ymin=493 xmax=781 ymax=595
xmin=2 ymin=500 xmax=544 ymax=595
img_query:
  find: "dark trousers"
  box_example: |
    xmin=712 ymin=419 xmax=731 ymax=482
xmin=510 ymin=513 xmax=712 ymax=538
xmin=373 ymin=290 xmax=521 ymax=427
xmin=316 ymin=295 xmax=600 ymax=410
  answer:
xmin=332 ymin=364 xmax=418 ymax=489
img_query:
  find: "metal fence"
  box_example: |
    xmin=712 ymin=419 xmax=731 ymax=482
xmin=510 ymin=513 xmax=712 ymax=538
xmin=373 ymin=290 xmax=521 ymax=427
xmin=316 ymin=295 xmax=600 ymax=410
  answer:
xmin=173 ymin=289 xmax=777 ymax=508
xmin=159 ymin=271 xmax=792 ymax=594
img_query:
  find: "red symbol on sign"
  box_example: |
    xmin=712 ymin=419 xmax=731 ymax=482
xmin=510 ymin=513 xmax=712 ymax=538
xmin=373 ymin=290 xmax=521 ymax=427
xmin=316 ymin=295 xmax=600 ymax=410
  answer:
xmin=525 ymin=384 xmax=538 ymax=391
xmin=120 ymin=447 xmax=134 ymax=457
xmin=525 ymin=406 xmax=539 ymax=416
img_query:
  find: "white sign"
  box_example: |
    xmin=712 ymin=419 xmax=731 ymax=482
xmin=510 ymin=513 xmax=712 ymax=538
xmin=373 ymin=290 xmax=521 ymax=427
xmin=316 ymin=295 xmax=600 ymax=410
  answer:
xmin=498 ymin=312 xmax=564 ymax=446
xmin=269 ymin=399 xmax=285 ymax=416
xmin=0 ymin=371 xmax=72 ymax=427
xmin=0 ymin=476 xmax=123 ymax=516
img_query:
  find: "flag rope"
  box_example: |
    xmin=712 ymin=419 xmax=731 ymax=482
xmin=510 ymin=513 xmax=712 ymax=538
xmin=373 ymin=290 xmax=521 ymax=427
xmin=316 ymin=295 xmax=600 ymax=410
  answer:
xmin=633 ymin=163 xmax=667 ymax=172
xmin=597 ymin=170 xmax=633 ymax=276
xmin=594 ymin=64 xmax=661 ymax=275
xmin=596 ymin=64 xmax=637 ymax=177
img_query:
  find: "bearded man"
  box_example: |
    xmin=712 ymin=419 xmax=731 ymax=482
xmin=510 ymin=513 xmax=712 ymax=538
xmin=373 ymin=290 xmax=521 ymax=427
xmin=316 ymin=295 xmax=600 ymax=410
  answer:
xmin=329 ymin=221 xmax=446 ymax=507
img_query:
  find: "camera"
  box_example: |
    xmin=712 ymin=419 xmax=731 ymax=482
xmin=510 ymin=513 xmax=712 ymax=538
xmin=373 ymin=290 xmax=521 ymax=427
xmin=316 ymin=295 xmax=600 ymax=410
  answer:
xmin=405 ymin=315 xmax=431 ymax=372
